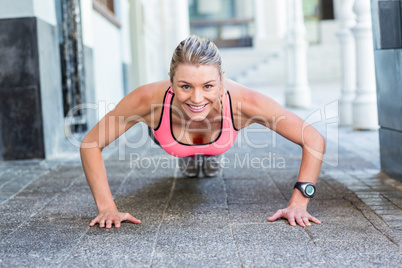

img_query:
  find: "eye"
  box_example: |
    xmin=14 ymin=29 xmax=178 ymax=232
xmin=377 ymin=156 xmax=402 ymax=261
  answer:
xmin=182 ymin=85 xmax=190 ymax=90
xmin=205 ymin=85 xmax=213 ymax=89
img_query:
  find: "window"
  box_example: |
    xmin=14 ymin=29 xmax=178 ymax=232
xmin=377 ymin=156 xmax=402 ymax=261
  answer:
xmin=320 ymin=0 xmax=335 ymax=20
xmin=303 ymin=0 xmax=335 ymax=44
xmin=93 ymin=0 xmax=121 ymax=28
xmin=94 ymin=0 xmax=114 ymax=13
xmin=189 ymin=0 xmax=254 ymax=48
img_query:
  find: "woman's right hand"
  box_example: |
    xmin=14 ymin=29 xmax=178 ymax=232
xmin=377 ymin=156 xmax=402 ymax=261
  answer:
xmin=89 ymin=209 xmax=141 ymax=228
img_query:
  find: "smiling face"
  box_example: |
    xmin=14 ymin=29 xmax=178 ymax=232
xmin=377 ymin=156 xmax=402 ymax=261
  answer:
xmin=171 ymin=63 xmax=222 ymax=122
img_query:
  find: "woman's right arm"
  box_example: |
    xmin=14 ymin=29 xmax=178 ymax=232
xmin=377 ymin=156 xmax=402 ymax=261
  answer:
xmin=80 ymin=81 xmax=167 ymax=228
xmin=80 ymin=144 xmax=141 ymax=228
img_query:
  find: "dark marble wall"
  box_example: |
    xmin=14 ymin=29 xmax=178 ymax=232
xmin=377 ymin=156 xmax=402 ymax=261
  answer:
xmin=371 ymin=0 xmax=402 ymax=181
xmin=0 ymin=117 xmax=2 ymax=160
xmin=379 ymin=128 xmax=402 ymax=179
xmin=0 ymin=16 xmax=99 ymax=161
xmin=0 ymin=17 xmax=45 ymax=160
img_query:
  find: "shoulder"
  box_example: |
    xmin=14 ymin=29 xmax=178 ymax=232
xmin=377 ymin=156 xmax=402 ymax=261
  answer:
xmin=226 ymin=79 xmax=286 ymax=128
xmin=226 ymin=79 xmax=266 ymax=115
xmin=110 ymin=79 xmax=170 ymax=128
xmin=126 ymin=79 xmax=171 ymax=106
xmin=226 ymin=79 xmax=258 ymax=104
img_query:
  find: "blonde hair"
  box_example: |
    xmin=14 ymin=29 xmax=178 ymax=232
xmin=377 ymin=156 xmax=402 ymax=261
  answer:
xmin=170 ymin=35 xmax=227 ymax=104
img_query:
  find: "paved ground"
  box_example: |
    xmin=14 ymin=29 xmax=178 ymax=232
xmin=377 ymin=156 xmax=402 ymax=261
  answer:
xmin=0 ymin=83 xmax=401 ymax=267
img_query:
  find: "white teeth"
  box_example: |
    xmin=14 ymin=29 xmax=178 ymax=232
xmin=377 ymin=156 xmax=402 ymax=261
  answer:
xmin=188 ymin=104 xmax=206 ymax=110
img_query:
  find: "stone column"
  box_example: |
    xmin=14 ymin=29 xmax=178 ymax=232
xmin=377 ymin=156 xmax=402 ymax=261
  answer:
xmin=0 ymin=0 xmax=65 ymax=160
xmin=285 ymin=0 xmax=311 ymax=108
xmin=170 ymin=0 xmax=190 ymax=42
xmin=254 ymin=0 xmax=267 ymax=47
xmin=351 ymin=0 xmax=378 ymax=130
xmin=336 ymin=0 xmax=356 ymax=126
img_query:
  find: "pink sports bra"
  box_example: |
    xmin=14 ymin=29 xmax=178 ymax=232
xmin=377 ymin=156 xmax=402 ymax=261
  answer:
xmin=152 ymin=87 xmax=239 ymax=157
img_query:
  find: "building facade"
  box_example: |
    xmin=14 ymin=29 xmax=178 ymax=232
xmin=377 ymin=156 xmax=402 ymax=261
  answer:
xmin=0 ymin=0 xmax=189 ymax=160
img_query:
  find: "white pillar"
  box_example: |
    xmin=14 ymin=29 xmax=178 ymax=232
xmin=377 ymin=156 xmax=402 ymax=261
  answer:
xmin=285 ymin=0 xmax=311 ymax=108
xmin=351 ymin=0 xmax=378 ymax=130
xmin=171 ymin=0 xmax=190 ymax=42
xmin=162 ymin=0 xmax=190 ymax=76
xmin=336 ymin=0 xmax=356 ymax=126
xmin=254 ymin=0 xmax=267 ymax=47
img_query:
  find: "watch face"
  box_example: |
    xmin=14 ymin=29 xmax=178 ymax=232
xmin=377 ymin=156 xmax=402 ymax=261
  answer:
xmin=305 ymin=185 xmax=315 ymax=196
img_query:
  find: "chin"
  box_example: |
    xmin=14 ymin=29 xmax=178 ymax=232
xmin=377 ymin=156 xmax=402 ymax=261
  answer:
xmin=190 ymin=115 xmax=207 ymax=122
xmin=184 ymin=110 xmax=207 ymax=121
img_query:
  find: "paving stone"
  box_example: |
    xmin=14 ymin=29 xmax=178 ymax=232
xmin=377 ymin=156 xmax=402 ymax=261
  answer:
xmin=0 ymin=194 xmax=59 ymax=241
xmin=315 ymin=239 xmax=402 ymax=266
xmin=37 ymin=188 xmax=99 ymax=218
xmin=0 ymin=218 xmax=88 ymax=266
xmin=231 ymin=223 xmax=329 ymax=267
xmin=374 ymin=209 xmax=402 ymax=216
xmin=224 ymin=177 xmax=283 ymax=204
xmin=392 ymin=227 xmax=402 ymax=232
xmin=369 ymin=204 xmax=400 ymax=210
xmin=229 ymin=212 xmax=274 ymax=225
xmin=227 ymin=200 xmax=289 ymax=224
xmin=222 ymin=163 xmax=270 ymax=180
xmin=171 ymin=176 xmax=227 ymax=203
xmin=62 ymin=227 xmax=157 ymax=267
xmin=362 ymin=200 xmax=393 ymax=206
xmin=306 ymin=216 xmax=387 ymax=242
xmin=355 ymin=193 xmax=384 ymax=199
xmin=382 ymin=192 xmax=402 ymax=208
xmin=163 ymin=209 xmax=229 ymax=225
xmin=307 ymin=199 xmax=365 ymax=218
xmin=152 ymin=220 xmax=241 ymax=267
xmin=228 ymin=200 xmax=288 ymax=214
xmin=381 ymin=218 xmax=402 ymax=228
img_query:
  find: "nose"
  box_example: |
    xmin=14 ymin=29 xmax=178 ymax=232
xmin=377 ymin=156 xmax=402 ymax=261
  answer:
xmin=191 ymin=88 xmax=204 ymax=104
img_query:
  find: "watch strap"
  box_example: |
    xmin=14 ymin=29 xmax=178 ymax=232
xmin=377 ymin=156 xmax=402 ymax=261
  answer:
xmin=294 ymin=182 xmax=316 ymax=198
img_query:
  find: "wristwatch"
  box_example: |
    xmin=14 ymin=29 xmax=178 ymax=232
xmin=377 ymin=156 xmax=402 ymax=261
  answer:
xmin=294 ymin=182 xmax=316 ymax=198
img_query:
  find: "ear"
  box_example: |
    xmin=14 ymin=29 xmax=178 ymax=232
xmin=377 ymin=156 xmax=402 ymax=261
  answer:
xmin=168 ymin=72 xmax=173 ymax=88
xmin=220 ymin=69 xmax=226 ymax=82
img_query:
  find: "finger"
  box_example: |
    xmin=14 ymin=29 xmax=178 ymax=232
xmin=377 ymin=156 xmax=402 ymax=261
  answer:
xmin=309 ymin=216 xmax=321 ymax=224
xmin=114 ymin=220 xmax=121 ymax=228
xmin=99 ymin=220 xmax=105 ymax=228
xmin=89 ymin=217 xmax=99 ymax=227
xmin=268 ymin=210 xmax=283 ymax=222
xmin=106 ymin=220 xmax=113 ymax=229
xmin=303 ymin=217 xmax=311 ymax=226
xmin=123 ymin=213 xmax=141 ymax=224
xmin=296 ymin=217 xmax=305 ymax=227
xmin=288 ymin=216 xmax=297 ymax=226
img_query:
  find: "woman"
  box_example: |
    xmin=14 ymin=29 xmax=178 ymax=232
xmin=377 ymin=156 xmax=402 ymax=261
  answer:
xmin=80 ymin=36 xmax=325 ymax=229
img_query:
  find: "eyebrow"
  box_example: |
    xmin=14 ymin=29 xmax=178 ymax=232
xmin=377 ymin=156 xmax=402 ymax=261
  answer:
xmin=177 ymin=80 xmax=216 ymax=84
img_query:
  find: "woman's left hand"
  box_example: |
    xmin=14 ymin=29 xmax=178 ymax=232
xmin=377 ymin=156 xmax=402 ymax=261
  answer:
xmin=268 ymin=206 xmax=321 ymax=227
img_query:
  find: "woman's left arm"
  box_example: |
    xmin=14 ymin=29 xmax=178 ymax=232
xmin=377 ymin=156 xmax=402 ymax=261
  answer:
xmin=267 ymin=123 xmax=324 ymax=226
xmin=232 ymin=82 xmax=325 ymax=227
